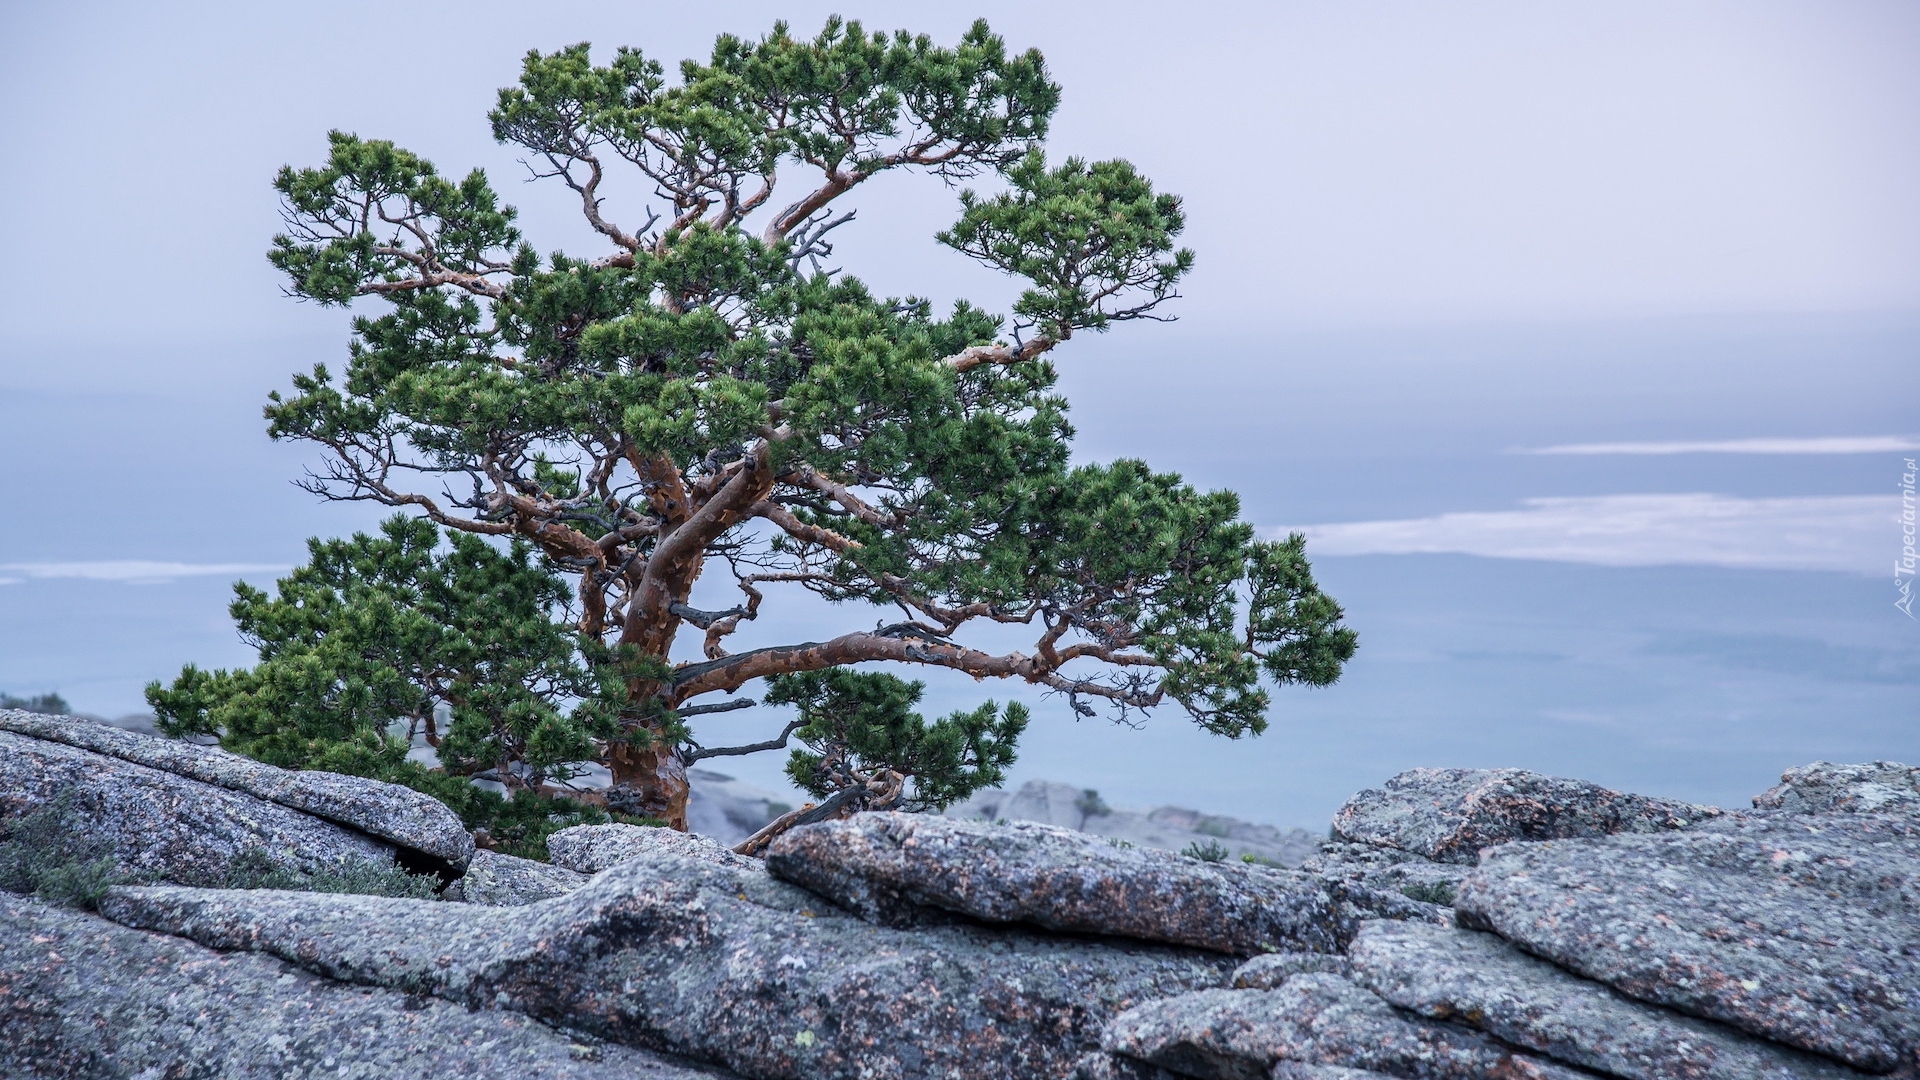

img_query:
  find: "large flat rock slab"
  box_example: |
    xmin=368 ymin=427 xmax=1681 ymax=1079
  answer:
xmin=1752 ymin=760 xmax=1920 ymax=817
xmin=0 ymin=708 xmax=473 ymax=869
xmin=99 ymin=843 xmax=1233 ymax=1080
xmin=0 ymin=894 xmax=735 ymax=1079
xmin=1100 ymin=975 xmax=1588 ymax=1080
xmin=0 ymin=729 xmax=395 ymax=885
xmin=765 ymin=812 xmax=1352 ymax=955
xmin=1454 ymin=811 xmax=1920 ymax=1073
xmin=1332 ymin=767 xmax=1718 ymax=865
xmin=1348 ymin=920 xmax=1869 ymax=1080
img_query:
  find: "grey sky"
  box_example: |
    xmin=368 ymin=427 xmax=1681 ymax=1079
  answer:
xmin=2 ymin=0 xmax=1917 ymax=367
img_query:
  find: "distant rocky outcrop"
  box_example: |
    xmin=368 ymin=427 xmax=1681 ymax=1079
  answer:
xmin=686 ymin=767 xmax=793 ymax=843
xmin=1751 ymin=758 xmax=1920 ymax=815
xmin=947 ymin=779 xmax=1322 ymax=867
xmin=2 ymin=710 xmax=1914 ymax=1079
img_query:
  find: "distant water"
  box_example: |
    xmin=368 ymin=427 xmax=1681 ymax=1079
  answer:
xmin=2 ymin=311 xmax=1914 ymax=828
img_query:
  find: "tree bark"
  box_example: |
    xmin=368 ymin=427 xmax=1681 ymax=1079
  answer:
xmin=604 ymin=447 xmax=778 ymax=830
xmin=608 ymin=737 xmax=690 ymax=830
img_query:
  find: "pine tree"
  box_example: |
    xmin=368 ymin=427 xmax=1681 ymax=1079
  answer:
xmin=150 ymin=18 xmax=1356 ymax=832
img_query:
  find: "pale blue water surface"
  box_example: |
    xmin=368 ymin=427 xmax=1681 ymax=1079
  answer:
xmin=2 ymin=312 xmax=1913 ymax=827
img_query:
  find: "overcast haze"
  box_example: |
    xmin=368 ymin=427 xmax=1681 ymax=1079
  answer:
xmin=1 ymin=1 xmax=1914 ymax=826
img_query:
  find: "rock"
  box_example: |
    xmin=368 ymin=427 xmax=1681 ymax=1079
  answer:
xmin=1348 ymin=919 xmax=1870 ymax=1080
xmin=1332 ymin=767 xmax=1720 ymax=865
xmin=1302 ymin=840 xmax=1429 ymax=876
xmin=0 ymin=708 xmax=473 ymax=870
xmin=0 ymin=729 xmax=396 ymax=886
xmin=1752 ymin=760 xmax=1920 ymax=816
xmin=765 ymin=812 xmax=1353 ymax=955
xmin=460 ymin=848 xmax=589 ymax=906
xmin=1100 ymin=975 xmax=1588 ymax=1080
xmin=547 ymin=821 xmax=757 ymax=874
xmin=686 ymin=768 xmax=790 ymax=844
xmin=1067 ymin=1052 xmax=1191 ymax=1079
xmin=1304 ymin=842 xmax=1467 ymax=908
xmin=949 ymin=779 xmax=1321 ymax=868
xmin=1454 ymin=811 xmax=1920 ymax=1073
xmin=99 ymin=842 xmax=1234 ymax=1080
xmin=0 ymin=893 xmax=737 ymax=1079
xmin=1231 ymin=951 xmax=1352 ymax=989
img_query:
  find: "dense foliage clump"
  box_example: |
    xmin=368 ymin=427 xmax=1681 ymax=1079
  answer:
xmin=221 ymin=847 xmax=443 ymax=900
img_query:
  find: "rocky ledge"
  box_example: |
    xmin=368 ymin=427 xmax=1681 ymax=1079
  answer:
xmin=0 ymin=712 xmax=1913 ymax=1080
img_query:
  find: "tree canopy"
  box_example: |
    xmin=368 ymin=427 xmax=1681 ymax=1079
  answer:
xmin=149 ymin=17 xmax=1356 ymax=836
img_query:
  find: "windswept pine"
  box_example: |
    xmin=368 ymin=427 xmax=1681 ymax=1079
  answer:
xmin=149 ymin=19 xmax=1356 ymax=832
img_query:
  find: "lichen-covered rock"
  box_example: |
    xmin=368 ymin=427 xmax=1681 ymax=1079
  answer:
xmin=1348 ymin=920 xmax=1870 ymax=1080
xmin=1752 ymin=760 xmax=1920 ymax=817
xmin=0 ymin=729 xmax=396 ymax=885
xmin=1301 ymin=840 xmax=1430 ymax=876
xmin=0 ymin=893 xmax=737 ymax=1079
xmin=1304 ymin=842 xmax=1467 ymax=908
xmin=1066 ymin=1052 xmax=1189 ymax=1080
xmin=1454 ymin=811 xmax=1920 ymax=1073
xmin=1100 ymin=975 xmax=1588 ymax=1080
xmin=0 ymin=708 xmax=473 ymax=869
xmin=765 ymin=812 xmax=1352 ymax=955
xmin=547 ymin=821 xmax=756 ymax=874
xmin=1231 ymin=951 xmax=1352 ymax=989
xmin=1331 ymin=767 xmax=1720 ymax=865
xmin=99 ymin=843 xmax=1233 ymax=1080
xmin=460 ymin=848 xmax=589 ymax=905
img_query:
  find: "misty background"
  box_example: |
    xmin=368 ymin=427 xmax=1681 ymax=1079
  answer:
xmin=2 ymin=1 xmax=1914 ymax=828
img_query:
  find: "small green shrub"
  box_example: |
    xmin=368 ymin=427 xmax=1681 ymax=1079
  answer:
xmin=222 ymin=847 xmax=441 ymax=899
xmin=1399 ymin=880 xmax=1458 ymax=906
xmin=1107 ymin=837 xmax=1135 ymax=849
xmin=1239 ymin=851 xmax=1283 ymax=868
xmin=0 ymin=790 xmax=129 ymax=910
xmin=31 ymin=856 xmax=124 ymax=909
xmin=1076 ymin=789 xmax=1111 ymax=820
xmin=1182 ymin=839 xmax=1230 ymax=862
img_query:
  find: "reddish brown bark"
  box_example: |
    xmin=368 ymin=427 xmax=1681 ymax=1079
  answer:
xmin=604 ymin=448 xmax=778 ymax=830
xmin=607 ymin=736 xmax=690 ymax=827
